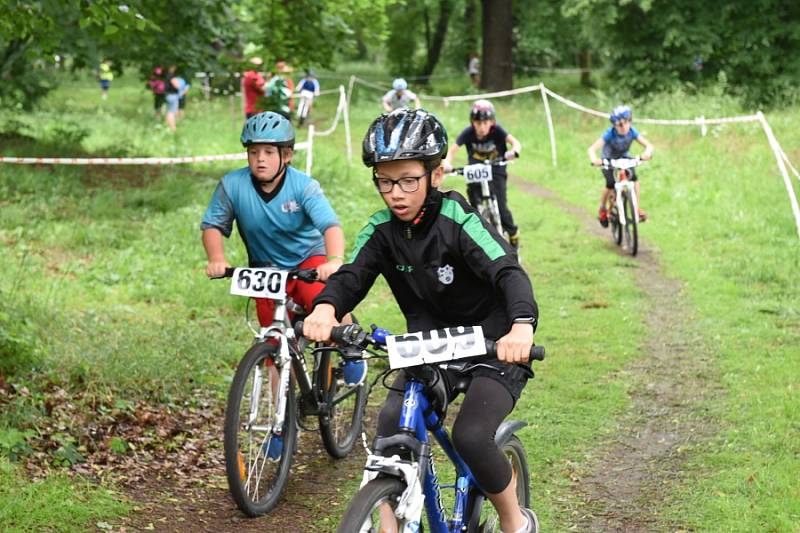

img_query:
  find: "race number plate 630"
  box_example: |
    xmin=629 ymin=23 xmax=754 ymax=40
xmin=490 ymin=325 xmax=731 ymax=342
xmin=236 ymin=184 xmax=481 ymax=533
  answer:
xmin=385 ymin=326 xmax=487 ymax=369
xmin=462 ymin=163 xmax=493 ymax=184
xmin=229 ymin=268 xmax=288 ymax=300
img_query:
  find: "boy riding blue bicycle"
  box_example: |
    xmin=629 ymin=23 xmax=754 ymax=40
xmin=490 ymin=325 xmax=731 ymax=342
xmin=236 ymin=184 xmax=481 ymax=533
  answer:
xmin=304 ymin=108 xmax=540 ymax=533
xmin=443 ymin=99 xmax=523 ymax=249
xmin=588 ymin=105 xmax=654 ymax=227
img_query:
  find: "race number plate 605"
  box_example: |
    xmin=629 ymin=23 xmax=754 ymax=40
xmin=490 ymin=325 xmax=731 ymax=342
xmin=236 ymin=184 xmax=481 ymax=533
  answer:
xmin=462 ymin=163 xmax=493 ymax=184
xmin=229 ymin=268 xmax=288 ymax=300
xmin=385 ymin=326 xmax=487 ymax=369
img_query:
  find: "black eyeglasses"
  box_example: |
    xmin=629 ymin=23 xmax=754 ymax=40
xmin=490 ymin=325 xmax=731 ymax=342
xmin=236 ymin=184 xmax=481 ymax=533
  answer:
xmin=372 ymin=172 xmax=428 ymax=193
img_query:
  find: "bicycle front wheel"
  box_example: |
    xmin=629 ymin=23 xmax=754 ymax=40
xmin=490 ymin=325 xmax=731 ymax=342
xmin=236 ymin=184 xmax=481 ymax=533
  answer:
xmin=336 ymin=478 xmax=409 ymax=533
xmin=475 ymin=435 xmax=531 ymax=532
xmin=224 ymin=343 xmax=297 ymax=516
xmin=318 ymin=349 xmax=368 ymax=458
xmin=623 ymin=193 xmax=638 ymax=256
xmin=610 ymin=204 xmax=622 ymax=246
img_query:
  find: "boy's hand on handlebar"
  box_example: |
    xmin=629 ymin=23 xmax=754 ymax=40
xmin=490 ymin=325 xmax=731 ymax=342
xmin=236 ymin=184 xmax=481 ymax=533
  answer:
xmin=641 ymin=153 xmax=652 ymax=161
xmin=591 ymin=158 xmax=603 ymax=167
xmin=316 ymin=258 xmax=343 ymax=282
xmin=206 ymin=260 xmax=231 ymax=278
xmin=442 ymin=161 xmax=454 ymax=173
xmin=496 ymin=323 xmax=534 ymax=364
xmin=503 ymin=150 xmax=517 ymax=161
xmin=303 ymin=303 xmax=339 ymax=342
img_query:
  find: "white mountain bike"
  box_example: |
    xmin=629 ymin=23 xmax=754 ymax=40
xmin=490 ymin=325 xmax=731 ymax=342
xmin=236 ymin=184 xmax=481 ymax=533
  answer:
xmin=295 ymin=89 xmax=315 ymax=126
xmin=212 ymin=267 xmax=368 ymax=516
xmin=450 ymin=159 xmax=510 ymax=240
xmin=602 ymin=157 xmax=645 ymax=256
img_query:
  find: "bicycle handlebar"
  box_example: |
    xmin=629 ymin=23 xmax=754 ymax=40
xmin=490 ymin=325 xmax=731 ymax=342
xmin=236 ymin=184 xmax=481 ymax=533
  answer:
xmin=592 ymin=156 xmax=644 ymax=170
xmin=450 ymin=157 xmax=513 ymax=175
xmin=294 ymin=321 xmax=545 ymax=361
xmin=210 ymin=267 xmax=319 ymax=283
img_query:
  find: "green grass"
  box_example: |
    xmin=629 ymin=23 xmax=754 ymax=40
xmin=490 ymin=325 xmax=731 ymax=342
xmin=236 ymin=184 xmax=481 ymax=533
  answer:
xmin=0 ymin=457 xmax=127 ymax=532
xmin=1 ymin=71 xmax=799 ymax=531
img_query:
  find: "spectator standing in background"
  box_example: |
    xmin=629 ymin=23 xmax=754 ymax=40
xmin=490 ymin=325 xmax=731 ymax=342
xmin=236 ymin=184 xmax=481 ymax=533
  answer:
xmin=147 ymin=66 xmax=166 ymax=118
xmin=243 ymin=57 xmax=267 ymax=118
xmin=468 ymin=53 xmax=480 ymax=88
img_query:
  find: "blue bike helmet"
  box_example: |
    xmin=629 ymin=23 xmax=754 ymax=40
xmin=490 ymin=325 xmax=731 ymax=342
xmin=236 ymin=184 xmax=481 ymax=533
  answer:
xmin=392 ymin=78 xmax=408 ymax=91
xmin=362 ymin=108 xmax=448 ymax=167
xmin=241 ymin=111 xmax=295 ymax=148
xmin=609 ymin=105 xmax=632 ymax=124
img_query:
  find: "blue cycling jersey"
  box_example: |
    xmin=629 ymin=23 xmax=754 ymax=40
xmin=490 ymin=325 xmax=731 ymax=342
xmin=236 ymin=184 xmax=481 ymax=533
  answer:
xmin=602 ymin=126 xmax=639 ymax=158
xmin=201 ymin=166 xmax=340 ymax=268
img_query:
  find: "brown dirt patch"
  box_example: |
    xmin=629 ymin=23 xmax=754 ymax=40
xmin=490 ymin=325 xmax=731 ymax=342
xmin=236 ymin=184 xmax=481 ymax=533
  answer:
xmin=512 ymin=176 xmax=720 ymax=532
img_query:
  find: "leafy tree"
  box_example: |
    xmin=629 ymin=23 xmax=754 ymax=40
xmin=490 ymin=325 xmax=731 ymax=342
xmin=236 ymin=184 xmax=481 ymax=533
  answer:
xmin=0 ymin=1 xmax=153 ymax=109
xmin=242 ymin=0 xmax=394 ymax=69
xmin=385 ymin=0 xmax=454 ymax=80
xmin=562 ymin=0 xmax=800 ymax=107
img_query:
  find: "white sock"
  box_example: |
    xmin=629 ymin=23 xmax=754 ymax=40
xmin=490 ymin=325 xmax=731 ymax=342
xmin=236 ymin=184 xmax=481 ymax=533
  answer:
xmin=501 ymin=514 xmax=530 ymax=533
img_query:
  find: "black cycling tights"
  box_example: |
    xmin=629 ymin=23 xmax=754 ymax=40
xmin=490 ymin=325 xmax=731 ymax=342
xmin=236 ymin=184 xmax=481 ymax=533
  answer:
xmin=375 ymin=373 xmax=515 ymax=494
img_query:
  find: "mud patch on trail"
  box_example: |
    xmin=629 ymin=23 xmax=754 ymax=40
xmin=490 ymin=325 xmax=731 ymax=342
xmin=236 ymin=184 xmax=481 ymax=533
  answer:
xmin=513 ymin=177 xmax=721 ymax=532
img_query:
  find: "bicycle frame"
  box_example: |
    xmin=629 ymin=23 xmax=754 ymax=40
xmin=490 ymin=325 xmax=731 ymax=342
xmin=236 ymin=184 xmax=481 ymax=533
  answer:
xmin=614 ymin=171 xmax=640 ymax=226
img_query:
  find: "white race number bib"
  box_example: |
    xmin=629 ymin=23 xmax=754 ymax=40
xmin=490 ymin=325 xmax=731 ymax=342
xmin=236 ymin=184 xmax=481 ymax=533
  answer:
xmin=386 ymin=326 xmax=487 ymax=369
xmin=463 ymin=163 xmax=493 ymax=184
xmin=229 ymin=268 xmax=288 ymax=300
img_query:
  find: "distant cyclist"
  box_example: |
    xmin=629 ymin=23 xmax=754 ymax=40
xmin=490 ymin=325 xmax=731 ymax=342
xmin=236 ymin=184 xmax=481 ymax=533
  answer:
xmin=382 ymin=78 xmax=421 ymax=112
xmin=443 ymin=99 xmax=523 ymax=248
xmin=295 ymin=68 xmax=321 ymax=123
xmin=588 ymin=105 xmax=654 ymax=226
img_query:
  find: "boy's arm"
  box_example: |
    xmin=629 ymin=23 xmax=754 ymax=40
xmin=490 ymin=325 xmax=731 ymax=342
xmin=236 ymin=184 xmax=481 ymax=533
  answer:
xmin=316 ymin=225 xmax=345 ymax=281
xmin=588 ymin=137 xmax=605 ymax=165
xmin=382 ymin=92 xmax=393 ymax=112
xmin=504 ymin=133 xmax=522 ymax=160
xmin=414 ymin=96 xmax=422 ymax=108
xmin=202 ymin=228 xmax=230 ymax=278
xmin=636 ymin=134 xmax=654 ymax=160
xmin=304 ymin=222 xmax=384 ymax=341
xmin=443 ymin=143 xmax=461 ymax=172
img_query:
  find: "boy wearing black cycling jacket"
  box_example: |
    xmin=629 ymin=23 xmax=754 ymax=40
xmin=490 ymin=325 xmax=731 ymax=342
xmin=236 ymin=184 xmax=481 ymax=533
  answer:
xmin=443 ymin=99 xmax=523 ymax=249
xmin=303 ymin=108 xmax=540 ymax=533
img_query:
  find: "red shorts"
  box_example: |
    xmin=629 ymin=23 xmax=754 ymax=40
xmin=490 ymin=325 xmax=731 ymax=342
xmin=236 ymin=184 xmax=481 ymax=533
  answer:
xmin=255 ymin=255 xmax=326 ymax=327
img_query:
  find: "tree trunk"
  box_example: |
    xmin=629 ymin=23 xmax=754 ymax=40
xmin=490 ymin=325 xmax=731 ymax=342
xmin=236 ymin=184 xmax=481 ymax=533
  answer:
xmin=463 ymin=0 xmax=479 ymax=69
xmin=480 ymin=0 xmax=513 ymax=91
xmin=419 ymin=0 xmax=454 ymax=81
xmin=579 ymin=48 xmax=593 ymax=87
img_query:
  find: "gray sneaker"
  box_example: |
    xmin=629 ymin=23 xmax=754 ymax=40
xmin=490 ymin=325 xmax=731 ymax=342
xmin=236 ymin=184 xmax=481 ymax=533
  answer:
xmin=501 ymin=508 xmax=539 ymax=533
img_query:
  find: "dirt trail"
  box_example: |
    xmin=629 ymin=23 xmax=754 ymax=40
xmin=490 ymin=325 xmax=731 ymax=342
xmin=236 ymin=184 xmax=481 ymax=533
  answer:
xmin=119 ymin=179 xmax=719 ymax=532
xmin=513 ymin=178 xmax=720 ymax=531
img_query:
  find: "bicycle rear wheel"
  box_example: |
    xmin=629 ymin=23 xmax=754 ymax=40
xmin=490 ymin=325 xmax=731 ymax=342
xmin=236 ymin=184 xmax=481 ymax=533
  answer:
xmin=224 ymin=343 xmax=297 ymax=516
xmin=473 ymin=436 xmax=531 ymax=532
xmin=317 ymin=348 xmax=368 ymax=458
xmin=623 ymin=193 xmax=638 ymax=256
xmin=336 ymin=477 xmax=410 ymax=533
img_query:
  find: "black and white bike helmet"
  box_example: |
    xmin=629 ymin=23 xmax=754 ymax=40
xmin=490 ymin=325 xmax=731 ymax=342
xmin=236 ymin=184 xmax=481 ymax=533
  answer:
xmin=362 ymin=108 xmax=448 ymax=167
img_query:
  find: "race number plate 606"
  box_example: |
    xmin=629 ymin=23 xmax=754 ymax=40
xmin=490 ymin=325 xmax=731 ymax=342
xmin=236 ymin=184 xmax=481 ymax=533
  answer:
xmin=229 ymin=268 xmax=288 ymax=300
xmin=462 ymin=163 xmax=493 ymax=184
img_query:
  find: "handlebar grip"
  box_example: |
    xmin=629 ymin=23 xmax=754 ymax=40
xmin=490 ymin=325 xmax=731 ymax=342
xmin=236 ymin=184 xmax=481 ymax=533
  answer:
xmin=294 ymin=320 xmax=305 ymax=338
xmin=209 ymin=267 xmax=236 ymax=280
xmin=484 ymin=340 xmax=545 ymax=361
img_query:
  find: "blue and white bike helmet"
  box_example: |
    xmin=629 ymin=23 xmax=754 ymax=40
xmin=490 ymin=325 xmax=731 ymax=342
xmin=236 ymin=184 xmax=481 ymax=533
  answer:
xmin=241 ymin=111 xmax=295 ymax=148
xmin=609 ymin=105 xmax=633 ymax=124
xmin=392 ymin=78 xmax=408 ymax=91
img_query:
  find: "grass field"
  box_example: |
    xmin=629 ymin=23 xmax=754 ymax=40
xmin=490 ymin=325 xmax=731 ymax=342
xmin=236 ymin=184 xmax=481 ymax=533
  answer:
xmin=1 ymin=70 xmax=798 ymax=532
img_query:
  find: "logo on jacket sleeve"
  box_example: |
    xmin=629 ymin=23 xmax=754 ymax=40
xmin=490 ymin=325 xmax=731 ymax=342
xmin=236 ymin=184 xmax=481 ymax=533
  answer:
xmin=437 ymin=264 xmax=454 ymax=285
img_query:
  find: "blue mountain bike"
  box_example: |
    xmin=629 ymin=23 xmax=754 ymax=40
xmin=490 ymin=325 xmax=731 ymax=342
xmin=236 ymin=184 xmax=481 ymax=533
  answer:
xmin=302 ymin=322 xmax=544 ymax=533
